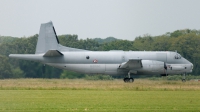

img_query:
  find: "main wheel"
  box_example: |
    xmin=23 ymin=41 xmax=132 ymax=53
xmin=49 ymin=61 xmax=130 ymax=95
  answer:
xmin=124 ymin=78 xmax=134 ymax=83
xmin=182 ymin=79 xmax=186 ymax=82
xmin=123 ymin=78 xmax=129 ymax=83
xmin=129 ymin=78 xmax=134 ymax=83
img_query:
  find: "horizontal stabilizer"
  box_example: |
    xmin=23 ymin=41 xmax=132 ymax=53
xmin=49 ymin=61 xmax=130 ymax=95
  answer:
xmin=120 ymin=59 xmax=142 ymax=69
xmin=43 ymin=50 xmax=63 ymax=57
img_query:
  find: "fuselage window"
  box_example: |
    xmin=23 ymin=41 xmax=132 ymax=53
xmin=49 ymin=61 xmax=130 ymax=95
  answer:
xmin=86 ymin=56 xmax=90 ymax=59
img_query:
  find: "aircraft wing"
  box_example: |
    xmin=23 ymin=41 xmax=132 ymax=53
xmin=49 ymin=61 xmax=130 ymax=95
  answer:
xmin=120 ymin=59 xmax=142 ymax=69
xmin=43 ymin=50 xmax=63 ymax=57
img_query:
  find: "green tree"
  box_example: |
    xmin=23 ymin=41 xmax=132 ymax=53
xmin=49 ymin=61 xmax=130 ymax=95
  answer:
xmin=0 ymin=55 xmax=12 ymax=78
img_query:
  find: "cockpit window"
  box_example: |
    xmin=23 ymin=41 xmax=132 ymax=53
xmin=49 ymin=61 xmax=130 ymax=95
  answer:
xmin=175 ymin=54 xmax=181 ymax=59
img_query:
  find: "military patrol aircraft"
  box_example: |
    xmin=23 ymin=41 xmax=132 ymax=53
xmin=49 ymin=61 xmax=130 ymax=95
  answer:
xmin=9 ymin=22 xmax=193 ymax=82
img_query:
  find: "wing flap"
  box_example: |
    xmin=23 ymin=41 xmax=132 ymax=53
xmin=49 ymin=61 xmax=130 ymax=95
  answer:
xmin=120 ymin=59 xmax=142 ymax=69
xmin=43 ymin=50 xmax=63 ymax=57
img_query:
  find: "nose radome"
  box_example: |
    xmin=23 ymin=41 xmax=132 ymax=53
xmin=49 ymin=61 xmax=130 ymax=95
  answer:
xmin=191 ymin=63 xmax=193 ymax=70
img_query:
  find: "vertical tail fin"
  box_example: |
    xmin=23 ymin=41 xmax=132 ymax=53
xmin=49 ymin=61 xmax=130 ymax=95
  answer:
xmin=35 ymin=21 xmax=59 ymax=54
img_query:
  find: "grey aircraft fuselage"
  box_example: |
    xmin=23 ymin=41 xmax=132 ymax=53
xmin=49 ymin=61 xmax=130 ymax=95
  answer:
xmin=9 ymin=21 xmax=193 ymax=82
xmin=12 ymin=51 xmax=193 ymax=76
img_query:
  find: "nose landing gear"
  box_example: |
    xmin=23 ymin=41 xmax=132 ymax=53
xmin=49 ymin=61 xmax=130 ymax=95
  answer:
xmin=182 ymin=73 xmax=186 ymax=82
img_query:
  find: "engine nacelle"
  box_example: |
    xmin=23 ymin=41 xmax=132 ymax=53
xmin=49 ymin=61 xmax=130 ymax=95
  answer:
xmin=139 ymin=60 xmax=165 ymax=74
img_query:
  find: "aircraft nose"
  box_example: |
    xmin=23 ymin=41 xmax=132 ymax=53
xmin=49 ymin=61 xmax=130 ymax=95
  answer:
xmin=188 ymin=62 xmax=193 ymax=73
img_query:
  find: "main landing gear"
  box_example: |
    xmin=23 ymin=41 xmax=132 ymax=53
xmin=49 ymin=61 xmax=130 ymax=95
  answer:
xmin=123 ymin=72 xmax=134 ymax=83
xmin=124 ymin=77 xmax=134 ymax=83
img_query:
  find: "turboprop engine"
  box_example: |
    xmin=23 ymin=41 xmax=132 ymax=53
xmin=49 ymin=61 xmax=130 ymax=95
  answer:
xmin=140 ymin=60 xmax=165 ymax=74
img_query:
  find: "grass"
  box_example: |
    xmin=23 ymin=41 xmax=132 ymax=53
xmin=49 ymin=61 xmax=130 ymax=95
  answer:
xmin=0 ymin=78 xmax=200 ymax=91
xmin=0 ymin=79 xmax=200 ymax=111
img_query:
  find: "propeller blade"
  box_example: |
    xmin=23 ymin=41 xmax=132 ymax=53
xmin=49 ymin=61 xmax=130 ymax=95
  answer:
xmin=164 ymin=63 xmax=168 ymax=76
xmin=42 ymin=64 xmax=46 ymax=74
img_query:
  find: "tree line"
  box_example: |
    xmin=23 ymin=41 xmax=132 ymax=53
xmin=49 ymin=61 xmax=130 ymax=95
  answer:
xmin=0 ymin=29 xmax=200 ymax=79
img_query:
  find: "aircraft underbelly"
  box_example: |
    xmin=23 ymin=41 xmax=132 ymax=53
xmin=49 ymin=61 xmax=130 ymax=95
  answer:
xmin=46 ymin=63 xmax=124 ymax=75
xmin=105 ymin=64 xmax=124 ymax=75
xmin=87 ymin=64 xmax=105 ymax=74
xmin=46 ymin=63 xmax=106 ymax=74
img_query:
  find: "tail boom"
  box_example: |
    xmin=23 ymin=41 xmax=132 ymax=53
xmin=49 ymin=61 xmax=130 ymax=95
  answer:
xmin=9 ymin=54 xmax=43 ymax=62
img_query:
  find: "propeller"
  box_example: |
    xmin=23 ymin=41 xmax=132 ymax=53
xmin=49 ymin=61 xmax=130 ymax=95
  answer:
xmin=42 ymin=64 xmax=46 ymax=76
xmin=164 ymin=62 xmax=168 ymax=76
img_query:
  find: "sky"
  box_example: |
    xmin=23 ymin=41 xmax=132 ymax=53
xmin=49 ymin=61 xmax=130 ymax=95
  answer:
xmin=0 ymin=0 xmax=200 ymax=40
